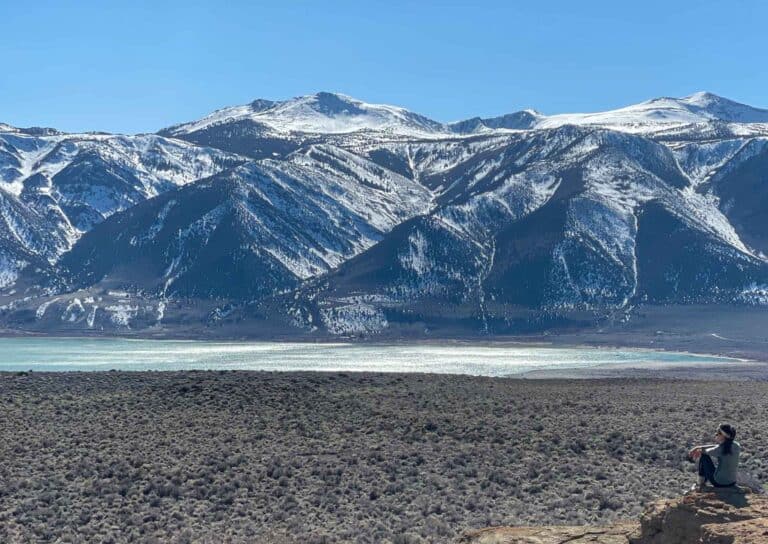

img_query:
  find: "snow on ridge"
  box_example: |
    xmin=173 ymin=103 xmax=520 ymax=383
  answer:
xmin=446 ymin=93 xmax=768 ymax=136
xmin=680 ymin=92 xmax=768 ymax=123
xmin=261 ymin=92 xmax=445 ymax=135
xmin=228 ymin=147 xmax=435 ymax=278
xmin=531 ymin=92 xmax=768 ymax=134
xmin=577 ymin=137 xmax=756 ymax=258
xmin=284 ymin=144 xmax=435 ymax=231
xmin=261 ymin=246 xmax=327 ymax=280
xmin=679 ymin=186 xmax=755 ymax=257
xmin=10 ymin=92 xmax=768 ymax=145
xmin=705 ymin=137 xmax=768 ymax=185
xmin=671 ymin=139 xmax=750 ymax=185
xmin=0 ymin=131 xmax=242 ymax=199
xmin=164 ymin=92 xmax=452 ymax=137
xmin=0 ymin=130 xmax=244 ymax=266
xmin=0 ymin=133 xmax=67 ymax=196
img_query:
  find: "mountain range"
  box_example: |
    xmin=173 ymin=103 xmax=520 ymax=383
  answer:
xmin=1 ymin=91 xmax=767 ymax=338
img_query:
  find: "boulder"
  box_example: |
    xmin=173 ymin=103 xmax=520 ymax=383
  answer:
xmin=630 ymin=488 xmax=767 ymax=544
xmin=458 ymin=488 xmax=768 ymax=544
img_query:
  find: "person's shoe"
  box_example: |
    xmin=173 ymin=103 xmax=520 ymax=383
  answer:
xmin=686 ymin=482 xmax=707 ymax=495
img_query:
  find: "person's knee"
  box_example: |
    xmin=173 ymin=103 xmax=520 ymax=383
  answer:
xmin=698 ymin=454 xmax=715 ymax=477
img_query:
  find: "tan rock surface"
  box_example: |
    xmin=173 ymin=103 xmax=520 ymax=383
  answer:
xmin=630 ymin=488 xmax=767 ymax=544
xmin=459 ymin=490 xmax=768 ymax=544
xmin=700 ymin=517 xmax=768 ymax=543
xmin=458 ymin=522 xmax=638 ymax=543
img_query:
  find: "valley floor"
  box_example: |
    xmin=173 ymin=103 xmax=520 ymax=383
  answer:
xmin=1 ymin=371 xmax=767 ymax=543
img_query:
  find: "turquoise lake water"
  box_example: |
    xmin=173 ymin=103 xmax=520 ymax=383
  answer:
xmin=0 ymin=337 xmax=732 ymax=375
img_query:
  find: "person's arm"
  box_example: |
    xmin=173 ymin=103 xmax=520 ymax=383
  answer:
xmin=704 ymin=444 xmax=723 ymax=458
xmin=689 ymin=444 xmax=717 ymax=458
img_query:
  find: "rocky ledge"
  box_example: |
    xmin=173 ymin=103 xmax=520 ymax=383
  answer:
xmin=458 ymin=488 xmax=768 ymax=544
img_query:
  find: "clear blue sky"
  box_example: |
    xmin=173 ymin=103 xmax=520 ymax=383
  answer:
xmin=2 ymin=0 xmax=766 ymax=134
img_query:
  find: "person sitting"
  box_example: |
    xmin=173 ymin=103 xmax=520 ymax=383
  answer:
xmin=688 ymin=423 xmax=740 ymax=491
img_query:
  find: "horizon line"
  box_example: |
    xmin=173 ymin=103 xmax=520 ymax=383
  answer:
xmin=3 ymin=89 xmax=767 ymax=136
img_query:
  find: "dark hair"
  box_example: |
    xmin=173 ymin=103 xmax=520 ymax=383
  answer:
xmin=719 ymin=423 xmax=736 ymax=455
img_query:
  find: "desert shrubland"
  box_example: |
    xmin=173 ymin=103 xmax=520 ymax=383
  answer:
xmin=1 ymin=371 xmax=766 ymax=543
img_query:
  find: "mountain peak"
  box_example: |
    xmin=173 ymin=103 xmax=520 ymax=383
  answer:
xmin=684 ymin=90 xmax=722 ymax=103
xmin=248 ymin=98 xmax=277 ymax=113
xmin=678 ymin=91 xmax=768 ymax=123
xmin=526 ymin=92 xmax=768 ymax=132
xmin=164 ymin=92 xmax=446 ymax=137
xmin=449 ymin=108 xmax=543 ymax=133
xmin=160 ymin=90 xmax=768 ymax=140
xmin=293 ymin=92 xmax=367 ymax=116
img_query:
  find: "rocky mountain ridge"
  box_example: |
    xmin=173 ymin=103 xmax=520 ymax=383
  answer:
xmin=1 ymin=92 xmax=767 ymax=336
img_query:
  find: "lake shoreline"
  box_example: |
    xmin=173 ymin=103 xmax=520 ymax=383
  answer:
xmin=2 ymin=335 xmax=766 ymax=379
xmin=3 ymin=304 xmax=767 ymax=364
xmin=1 ymin=362 xmax=767 ymax=381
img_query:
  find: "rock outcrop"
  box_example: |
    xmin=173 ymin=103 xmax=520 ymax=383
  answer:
xmin=458 ymin=488 xmax=768 ymax=544
xmin=631 ymin=488 xmax=768 ymax=544
xmin=458 ymin=522 xmax=639 ymax=543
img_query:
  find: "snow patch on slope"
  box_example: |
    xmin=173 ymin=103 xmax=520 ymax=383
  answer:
xmin=163 ymin=204 xmax=228 ymax=292
xmin=130 ymin=199 xmax=177 ymax=246
xmin=320 ymin=303 xmax=388 ymax=335
xmin=399 ymin=230 xmax=430 ymax=274
xmin=106 ymin=303 xmax=138 ymax=327
xmin=738 ymin=284 xmax=768 ymax=305
xmin=0 ymin=256 xmax=26 ymax=288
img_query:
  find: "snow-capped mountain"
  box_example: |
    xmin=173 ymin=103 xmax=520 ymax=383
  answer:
xmin=290 ymin=125 xmax=767 ymax=336
xmin=162 ymin=92 xmax=448 ymax=137
xmin=0 ymin=129 xmax=244 ymax=273
xmin=453 ymin=92 xmax=768 ymax=135
xmin=60 ymin=145 xmax=433 ymax=300
xmin=0 ymin=126 xmax=247 ymax=309
xmin=448 ymin=110 xmax=541 ymax=133
xmin=1 ymin=91 xmax=767 ymax=336
xmin=536 ymin=92 xmax=768 ymax=132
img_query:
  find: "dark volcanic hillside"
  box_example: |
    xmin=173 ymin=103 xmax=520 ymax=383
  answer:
xmin=1 ymin=92 xmax=767 ymax=336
